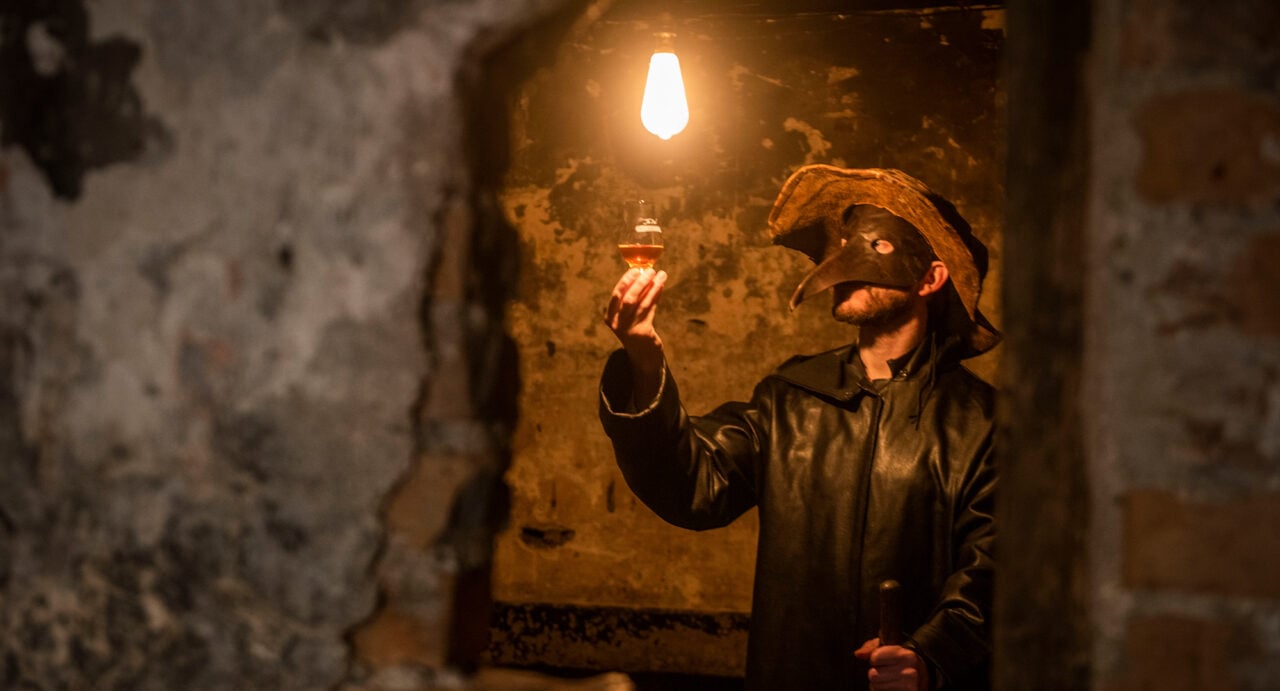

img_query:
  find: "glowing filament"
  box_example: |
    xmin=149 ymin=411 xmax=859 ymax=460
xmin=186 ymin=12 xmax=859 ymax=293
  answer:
xmin=641 ymin=52 xmax=689 ymax=140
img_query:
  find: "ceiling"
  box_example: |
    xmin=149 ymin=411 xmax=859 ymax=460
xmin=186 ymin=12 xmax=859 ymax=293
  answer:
xmin=604 ymin=0 xmax=1004 ymax=20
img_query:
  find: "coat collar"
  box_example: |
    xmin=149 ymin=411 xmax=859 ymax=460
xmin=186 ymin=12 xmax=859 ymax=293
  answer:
xmin=768 ymin=344 xmax=863 ymax=401
xmin=767 ymin=329 xmax=963 ymax=401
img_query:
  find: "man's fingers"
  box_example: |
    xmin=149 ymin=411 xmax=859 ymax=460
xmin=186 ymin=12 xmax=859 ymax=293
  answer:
xmin=634 ymin=270 xmax=667 ymax=314
xmin=631 ymin=271 xmax=667 ymax=330
xmin=869 ymin=645 xmax=917 ymax=667
xmin=862 ymin=644 xmax=926 ymax=691
xmin=853 ymin=637 xmax=879 ymax=660
xmin=611 ymin=272 xmax=645 ymax=326
xmin=607 ymin=269 xmax=649 ymax=327
xmin=867 ymin=666 xmax=919 ymax=689
xmin=866 ymin=645 xmax=925 ymax=691
xmin=622 ymin=268 xmax=657 ymax=304
xmin=614 ymin=269 xmax=658 ymax=327
xmin=607 ymin=269 xmax=642 ymax=321
xmin=868 ymin=663 xmax=918 ymax=678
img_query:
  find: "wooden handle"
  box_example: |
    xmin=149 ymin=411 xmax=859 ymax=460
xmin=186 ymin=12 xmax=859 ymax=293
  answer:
xmin=878 ymin=579 xmax=904 ymax=646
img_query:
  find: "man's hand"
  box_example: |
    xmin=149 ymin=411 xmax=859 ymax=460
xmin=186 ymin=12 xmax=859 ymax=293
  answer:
xmin=604 ymin=268 xmax=668 ymax=405
xmin=854 ymin=638 xmax=930 ymax=691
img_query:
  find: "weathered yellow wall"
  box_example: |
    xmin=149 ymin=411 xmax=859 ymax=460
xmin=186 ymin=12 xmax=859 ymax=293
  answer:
xmin=491 ymin=5 xmax=1006 ymax=663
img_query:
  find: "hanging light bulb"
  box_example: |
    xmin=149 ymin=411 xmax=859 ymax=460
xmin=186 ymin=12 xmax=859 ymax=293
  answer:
xmin=640 ymin=33 xmax=689 ymax=140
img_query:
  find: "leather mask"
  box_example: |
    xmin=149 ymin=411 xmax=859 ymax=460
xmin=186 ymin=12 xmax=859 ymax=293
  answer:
xmin=787 ymin=204 xmax=935 ymax=310
xmin=768 ymin=165 xmax=1002 ymax=357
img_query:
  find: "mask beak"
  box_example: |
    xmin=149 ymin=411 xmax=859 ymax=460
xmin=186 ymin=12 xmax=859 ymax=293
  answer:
xmin=783 ymin=204 xmax=926 ymax=307
xmin=786 ymin=236 xmax=924 ymax=310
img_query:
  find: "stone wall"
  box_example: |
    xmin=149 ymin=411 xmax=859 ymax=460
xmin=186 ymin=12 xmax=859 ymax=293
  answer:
xmin=1000 ymin=0 xmax=1280 ymax=689
xmin=0 ymin=1 xmax=579 ymax=688
xmin=1087 ymin=0 xmax=1280 ymax=688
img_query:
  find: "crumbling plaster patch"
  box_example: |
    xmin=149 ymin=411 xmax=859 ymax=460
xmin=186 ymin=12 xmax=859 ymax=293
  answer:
xmin=1 ymin=0 xmax=583 ymax=687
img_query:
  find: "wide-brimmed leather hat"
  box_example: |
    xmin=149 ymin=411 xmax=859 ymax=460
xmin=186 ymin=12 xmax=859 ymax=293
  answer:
xmin=768 ymin=165 xmax=1001 ymax=356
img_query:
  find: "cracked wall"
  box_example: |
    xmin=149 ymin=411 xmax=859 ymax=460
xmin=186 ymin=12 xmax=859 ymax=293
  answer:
xmin=0 ymin=0 xmax=578 ymax=688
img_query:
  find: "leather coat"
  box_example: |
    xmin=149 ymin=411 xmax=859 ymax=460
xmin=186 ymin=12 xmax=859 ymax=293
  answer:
xmin=599 ymin=330 xmax=995 ymax=690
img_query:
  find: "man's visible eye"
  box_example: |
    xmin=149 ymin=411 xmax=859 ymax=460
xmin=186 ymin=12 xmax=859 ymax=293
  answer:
xmin=871 ymin=239 xmax=895 ymax=254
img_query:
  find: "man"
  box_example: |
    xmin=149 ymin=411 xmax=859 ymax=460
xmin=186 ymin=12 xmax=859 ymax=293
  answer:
xmin=599 ymin=166 xmax=999 ymax=690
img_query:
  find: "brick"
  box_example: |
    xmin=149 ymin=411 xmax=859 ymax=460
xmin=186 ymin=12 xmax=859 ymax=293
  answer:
xmin=1123 ymin=490 xmax=1280 ymax=598
xmin=1122 ymin=1 xmax=1280 ymax=74
xmin=1228 ymin=232 xmax=1280 ymax=336
xmin=1173 ymin=2 xmax=1279 ymax=74
xmin=1106 ymin=615 xmax=1258 ymax=691
xmin=1133 ymin=89 xmax=1280 ymax=205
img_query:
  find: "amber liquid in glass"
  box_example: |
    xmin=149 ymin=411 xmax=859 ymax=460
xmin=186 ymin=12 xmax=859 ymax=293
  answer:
xmin=618 ymin=243 xmax=665 ymax=269
xmin=620 ymin=201 xmax=664 ymax=269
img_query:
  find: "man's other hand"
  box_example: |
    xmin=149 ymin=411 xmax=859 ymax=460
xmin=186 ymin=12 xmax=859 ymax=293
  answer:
xmin=854 ymin=638 xmax=930 ymax=691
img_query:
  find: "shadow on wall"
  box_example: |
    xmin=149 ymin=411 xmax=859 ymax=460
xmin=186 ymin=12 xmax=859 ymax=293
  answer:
xmin=0 ymin=1 xmax=172 ymax=198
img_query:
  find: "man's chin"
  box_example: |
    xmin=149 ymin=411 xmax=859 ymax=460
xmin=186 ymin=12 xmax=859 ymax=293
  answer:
xmin=832 ymin=303 xmax=875 ymax=325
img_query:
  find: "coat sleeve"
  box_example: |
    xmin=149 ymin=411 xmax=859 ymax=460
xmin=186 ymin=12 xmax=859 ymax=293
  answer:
xmin=908 ymin=430 xmax=996 ymax=688
xmin=598 ymin=349 xmax=765 ymax=531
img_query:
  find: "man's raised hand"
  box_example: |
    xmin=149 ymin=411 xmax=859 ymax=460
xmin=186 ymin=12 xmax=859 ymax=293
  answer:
xmin=604 ymin=268 xmax=667 ymax=404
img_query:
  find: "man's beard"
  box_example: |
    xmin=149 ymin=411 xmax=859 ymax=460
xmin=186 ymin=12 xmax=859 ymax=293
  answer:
xmin=831 ymin=282 xmax=915 ymax=327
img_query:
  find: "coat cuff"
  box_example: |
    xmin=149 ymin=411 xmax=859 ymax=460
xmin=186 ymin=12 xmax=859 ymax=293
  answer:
xmin=600 ymin=349 xmax=668 ymax=418
xmin=907 ymin=613 xmax=989 ymax=688
xmin=903 ymin=640 xmax=946 ymax=690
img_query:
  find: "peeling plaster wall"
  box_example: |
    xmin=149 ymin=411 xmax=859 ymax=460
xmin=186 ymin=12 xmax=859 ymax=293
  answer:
xmin=491 ymin=5 xmax=1004 ymax=673
xmin=0 ymin=0 xmax=578 ymax=688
